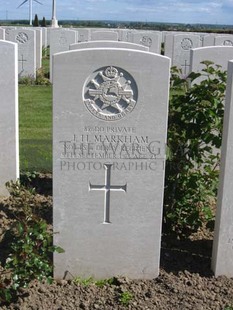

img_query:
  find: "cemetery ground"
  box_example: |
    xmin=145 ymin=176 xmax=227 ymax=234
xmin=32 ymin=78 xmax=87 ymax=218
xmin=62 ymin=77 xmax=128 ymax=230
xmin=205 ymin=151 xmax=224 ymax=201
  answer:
xmin=1 ymin=61 xmax=233 ymax=309
xmin=1 ymin=174 xmax=233 ymax=309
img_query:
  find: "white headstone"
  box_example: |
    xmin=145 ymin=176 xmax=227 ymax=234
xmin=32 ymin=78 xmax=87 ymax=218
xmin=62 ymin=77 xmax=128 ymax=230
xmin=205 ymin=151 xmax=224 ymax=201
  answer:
xmin=190 ymin=46 xmax=233 ymax=74
xmin=53 ymin=48 xmax=170 ymax=280
xmin=8 ymin=29 xmax=36 ymax=78
xmin=0 ymin=28 xmax=5 ymax=40
xmin=202 ymin=34 xmax=215 ymax=47
xmin=0 ymin=40 xmax=19 ymax=196
xmin=41 ymin=28 xmax=47 ymax=47
xmin=212 ymin=60 xmax=233 ymax=277
xmin=173 ymin=34 xmax=201 ymax=76
xmin=35 ymin=28 xmax=42 ymax=68
xmin=164 ymin=33 xmax=174 ymax=59
xmin=2 ymin=26 xmax=16 ymax=41
xmin=50 ymin=29 xmax=77 ymax=81
xmin=91 ymin=31 xmax=118 ymax=41
xmin=77 ymin=28 xmax=90 ymax=42
xmin=131 ymin=31 xmax=162 ymax=54
xmin=70 ymin=41 xmax=149 ymax=51
xmin=215 ymin=35 xmax=233 ymax=47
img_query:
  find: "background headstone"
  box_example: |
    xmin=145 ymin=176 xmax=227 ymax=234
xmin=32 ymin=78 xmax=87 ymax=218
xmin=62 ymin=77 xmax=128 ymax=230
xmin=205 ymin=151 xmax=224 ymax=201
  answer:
xmin=70 ymin=41 xmax=149 ymax=51
xmin=35 ymin=28 xmax=42 ymax=69
xmin=53 ymin=48 xmax=170 ymax=280
xmin=173 ymin=34 xmax=201 ymax=76
xmin=212 ymin=60 xmax=233 ymax=277
xmin=131 ymin=31 xmax=162 ymax=53
xmin=50 ymin=29 xmax=77 ymax=81
xmin=190 ymin=46 xmax=233 ymax=74
xmin=90 ymin=31 xmax=118 ymax=41
xmin=215 ymin=35 xmax=233 ymax=47
xmin=2 ymin=26 xmax=16 ymax=41
xmin=0 ymin=40 xmax=19 ymax=196
xmin=8 ymin=29 xmax=36 ymax=78
xmin=77 ymin=28 xmax=90 ymax=42
xmin=202 ymin=34 xmax=215 ymax=47
xmin=0 ymin=28 xmax=5 ymax=40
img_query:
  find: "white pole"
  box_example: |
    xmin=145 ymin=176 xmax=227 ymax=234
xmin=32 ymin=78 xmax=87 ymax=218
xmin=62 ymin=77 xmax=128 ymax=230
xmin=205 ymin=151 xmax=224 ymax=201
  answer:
xmin=29 ymin=0 xmax=32 ymax=25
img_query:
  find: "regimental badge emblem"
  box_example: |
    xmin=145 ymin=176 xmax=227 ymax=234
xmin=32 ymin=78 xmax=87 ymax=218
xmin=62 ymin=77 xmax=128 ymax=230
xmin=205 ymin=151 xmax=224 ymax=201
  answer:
xmin=83 ymin=66 xmax=138 ymax=121
xmin=140 ymin=36 xmax=152 ymax=47
xmin=224 ymin=40 xmax=233 ymax=46
xmin=181 ymin=38 xmax=193 ymax=50
xmin=16 ymin=32 xmax=29 ymax=44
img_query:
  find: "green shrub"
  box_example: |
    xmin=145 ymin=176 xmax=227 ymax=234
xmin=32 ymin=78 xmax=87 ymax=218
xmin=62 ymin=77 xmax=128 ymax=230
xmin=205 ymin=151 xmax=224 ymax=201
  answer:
xmin=0 ymin=181 xmax=64 ymax=303
xmin=164 ymin=61 xmax=227 ymax=235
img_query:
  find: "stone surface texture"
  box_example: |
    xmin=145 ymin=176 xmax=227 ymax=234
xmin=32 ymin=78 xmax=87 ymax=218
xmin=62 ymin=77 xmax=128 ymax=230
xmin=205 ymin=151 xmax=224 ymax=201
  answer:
xmin=0 ymin=40 xmax=19 ymax=196
xmin=53 ymin=48 xmax=170 ymax=280
xmin=212 ymin=60 xmax=233 ymax=277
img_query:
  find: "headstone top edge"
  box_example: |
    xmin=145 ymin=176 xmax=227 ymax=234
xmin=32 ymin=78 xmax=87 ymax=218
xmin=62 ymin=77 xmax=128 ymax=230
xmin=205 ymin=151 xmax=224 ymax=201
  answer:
xmin=53 ymin=47 xmax=171 ymax=60
xmin=192 ymin=46 xmax=233 ymax=52
xmin=0 ymin=40 xmax=17 ymax=47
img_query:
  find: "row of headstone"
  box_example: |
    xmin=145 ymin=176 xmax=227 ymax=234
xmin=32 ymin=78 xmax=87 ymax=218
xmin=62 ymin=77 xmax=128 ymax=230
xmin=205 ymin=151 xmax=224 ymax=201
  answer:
xmin=164 ymin=32 xmax=233 ymax=76
xmin=0 ymin=26 xmax=47 ymax=78
xmin=1 ymin=27 xmax=233 ymax=279
xmin=2 ymin=26 xmax=233 ymax=80
xmin=48 ymin=28 xmax=233 ymax=78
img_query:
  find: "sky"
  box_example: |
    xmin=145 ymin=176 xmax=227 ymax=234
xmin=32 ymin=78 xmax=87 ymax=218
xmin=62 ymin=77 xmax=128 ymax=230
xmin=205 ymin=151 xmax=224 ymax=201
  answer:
xmin=1 ymin=0 xmax=233 ymax=25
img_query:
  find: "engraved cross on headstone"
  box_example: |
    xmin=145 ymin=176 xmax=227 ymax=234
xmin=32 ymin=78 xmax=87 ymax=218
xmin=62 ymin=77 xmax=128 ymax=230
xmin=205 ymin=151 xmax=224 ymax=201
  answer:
xmin=181 ymin=60 xmax=190 ymax=76
xmin=89 ymin=164 xmax=127 ymax=224
xmin=18 ymin=54 xmax=27 ymax=71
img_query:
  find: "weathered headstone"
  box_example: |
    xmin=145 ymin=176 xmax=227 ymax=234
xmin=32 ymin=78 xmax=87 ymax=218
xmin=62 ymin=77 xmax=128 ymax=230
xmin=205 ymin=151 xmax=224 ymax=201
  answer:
xmin=70 ymin=41 xmax=149 ymax=51
xmin=8 ymin=29 xmax=36 ymax=78
xmin=53 ymin=48 xmax=170 ymax=280
xmin=0 ymin=40 xmax=19 ymax=196
xmin=212 ymin=60 xmax=233 ymax=277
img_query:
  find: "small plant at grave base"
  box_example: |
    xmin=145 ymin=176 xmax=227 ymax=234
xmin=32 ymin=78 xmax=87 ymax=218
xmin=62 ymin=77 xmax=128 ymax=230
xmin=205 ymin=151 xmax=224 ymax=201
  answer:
xmin=2 ymin=181 xmax=64 ymax=297
xmin=224 ymin=307 xmax=233 ymax=310
xmin=119 ymin=291 xmax=133 ymax=306
xmin=164 ymin=61 xmax=227 ymax=236
xmin=35 ymin=68 xmax=51 ymax=86
xmin=18 ymin=75 xmax=36 ymax=85
xmin=0 ymin=277 xmax=12 ymax=304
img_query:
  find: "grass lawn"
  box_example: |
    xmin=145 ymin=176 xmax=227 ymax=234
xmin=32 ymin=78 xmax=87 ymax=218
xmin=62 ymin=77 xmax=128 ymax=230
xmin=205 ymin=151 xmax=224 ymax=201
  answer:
xmin=19 ymin=85 xmax=52 ymax=172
